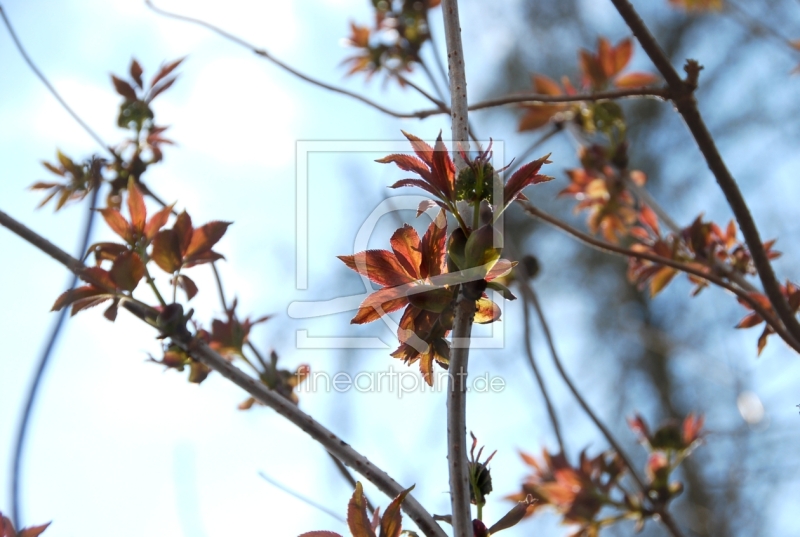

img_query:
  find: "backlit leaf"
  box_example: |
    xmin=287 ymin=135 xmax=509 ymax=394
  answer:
xmin=614 ymin=72 xmax=660 ymax=88
xmin=338 ymin=250 xmax=415 ymax=287
xmin=185 ymin=221 xmax=232 ymax=259
xmin=111 ymin=75 xmax=137 ymax=100
xmin=151 ymin=230 xmax=182 ymax=273
xmin=379 ymin=485 xmax=414 ymax=537
xmin=99 ymin=208 xmax=133 ymax=243
xmin=347 ymin=483 xmax=377 ymax=537
xmin=127 ymin=180 xmax=147 ymax=234
xmin=390 ymin=225 xmax=422 ymax=278
xmin=110 ymin=251 xmax=145 ymax=292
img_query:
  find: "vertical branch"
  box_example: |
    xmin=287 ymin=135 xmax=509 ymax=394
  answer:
xmin=440 ymin=1 xmax=472 ymax=535
xmin=607 ymin=0 xmax=800 ymax=345
xmin=441 ymin=0 xmax=470 ymax=150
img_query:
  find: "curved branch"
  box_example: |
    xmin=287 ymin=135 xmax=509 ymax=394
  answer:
xmin=0 ymin=208 xmax=446 ymax=537
xmin=521 ymin=202 xmax=800 ymax=354
xmin=523 ymin=284 xmax=685 ymax=537
xmin=607 ymin=0 xmax=800 ymax=349
xmin=9 ymin=168 xmax=101 ymax=525
xmin=145 ymin=0 xmax=426 ymax=120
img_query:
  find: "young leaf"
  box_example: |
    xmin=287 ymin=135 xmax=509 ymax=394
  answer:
xmin=347 ymin=482 xmax=377 ymax=537
xmin=111 ymin=75 xmax=137 ymax=100
xmin=379 ymin=485 xmax=414 ymax=537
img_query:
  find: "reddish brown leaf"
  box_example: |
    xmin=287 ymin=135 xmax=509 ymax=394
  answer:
xmin=99 ymin=208 xmax=133 ymax=243
xmin=173 ymin=211 xmax=194 ymax=254
xmin=144 ymin=203 xmax=174 ymax=240
xmin=151 ymin=230 xmax=183 ymax=273
xmin=376 ymin=154 xmax=434 ymax=187
xmin=504 ymin=155 xmax=552 ymax=206
xmin=130 ymin=59 xmax=144 ymax=88
xmin=127 ymin=180 xmax=147 ymax=234
xmin=150 ymin=57 xmax=184 ymax=89
xmin=518 ymin=105 xmax=560 ymax=132
xmin=611 ymin=38 xmax=633 ymax=75
xmin=431 ymin=133 xmax=455 ymax=199
xmin=18 ymin=522 xmax=51 ymax=537
xmin=390 ymin=225 xmax=422 ymax=278
xmin=185 ymin=221 xmax=231 ymax=259
xmin=338 ymin=250 xmax=415 ymax=287
xmin=735 ymin=312 xmax=763 ymax=329
xmin=177 ymin=274 xmax=199 ymax=300
xmin=400 ymin=130 xmax=434 ymax=165
xmin=148 ymin=77 xmax=177 ymax=102
xmin=70 ymin=295 xmax=113 ymax=315
xmin=389 ymin=178 xmax=441 ymax=198
xmin=111 ymin=75 xmax=137 ymax=100
xmin=379 ymin=485 xmax=414 ymax=537
xmin=298 ymin=533 xmax=343 ymax=537
xmin=639 ymin=205 xmax=660 ymax=235
xmin=86 ymin=242 xmax=128 ymax=264
xmin=532 ymin=74 xmax=562 ymax=95
xmin=420 ymin=210 xmax=447 ymax=278
xmin=598 ymin=38 xmax=614 ymax=78
xmin=347 ymin=483 xmax=377 ymax=537
xmin=757 ymin=326 xmax=770 ymax=356
xmin=649 ymin=266 xmax=678 ymax=297
xmin=351 ymin=287 xmax=410 ymax=324
xmin=182 ymin=250 xmax=224 ymax=268
xmin=52 ymin=285 xmax=106 ymax=312
xmin=682 ymin=413 xmax=704 ymax=445
xmin=614 ymin=72 xmax=660 ymax=88
xmin=487 ymin=501 xmax=533 ymax=534
xmin=110 ymin=251 xmax=145 ymax=292
xmin=83 ymin=266 xmax=117 ymax=289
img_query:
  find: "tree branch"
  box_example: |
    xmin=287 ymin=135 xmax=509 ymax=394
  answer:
xmin=440 ymin=0 xmax=473 ymax=535
xmin=608 ymin=0 xmax=800 ymax=348
xmin=145 ymin=0 xmax=428 ymax=120
xmin=0 ymin=208 xmax=446 ymax=537
xmin=520 ymin=202 xmax=800 ymax=354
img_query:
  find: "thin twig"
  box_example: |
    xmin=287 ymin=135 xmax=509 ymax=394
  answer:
xmin=521 ymin=202 xmax=800 ymax=354
xmin=0 ymin=208 xmax=446 ymax=537
xmin=524 ymin=285 xmax=685 ymax=537
xmin=440 ymin=1 xmax=473 ymax=535
xmin=524 ymin=284 xmax=646 ymax=488
xmin=0 ymin=5 xmax=113 ymax=155
xmin=608 ymin=0 xmax=800 ymax=348
xmin=145 ymin=0 xmax=422 ymax=120
xmin=503 ymin=237 xmax=565 ymax=455
xmin=258 ymin=470 xmax=346 ymax=524
xmin=147 ymin=4 xmax=675 ymax=124
xmin=211 ymin=263 xmax=228 ymax=311
xmin=520 ymin=283 xmax=566 ymax=455
xmin=9 ymin=166 xmax=101 ymax=525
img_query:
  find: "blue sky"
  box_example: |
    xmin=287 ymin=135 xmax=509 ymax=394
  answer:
xmin=2 ymin=1 xmax=800 ymax=536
